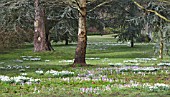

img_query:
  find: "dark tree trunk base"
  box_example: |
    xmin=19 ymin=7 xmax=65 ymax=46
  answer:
xmin=72 ymin=62 xmax=87 ymax=67
xmin=130 ymin=36 xmax=134 ymax=48
xmin=73 ymin=57 xmax=86 ymax=65
xmin=65 ymin=39 xmax=68 ymax=45
xmin=131 ymin=41 xmax=134 ymax=47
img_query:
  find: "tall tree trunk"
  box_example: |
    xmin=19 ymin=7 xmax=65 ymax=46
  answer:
xmin=73 ymin=0 xmax=87 ymax=66
xmin=130 ymin=36 xmax=134 ymax=47
xmin=65 ymin=38 xmax=69 ymax=45
xmin=159 ymin=31 xmax=163 ymax=59
xmin=34 ymin=0 xmax=53 ymax=52
xmin=64 ymin=33 xmax=69 ymax=45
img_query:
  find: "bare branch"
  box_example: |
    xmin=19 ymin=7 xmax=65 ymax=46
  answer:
xmin=87 ymin=0 xmax=113 ymax=12
xmin=158 ymin=0 xmax=170 ymax=4
xmin=132 ymin=0 xmax=170 ymax=22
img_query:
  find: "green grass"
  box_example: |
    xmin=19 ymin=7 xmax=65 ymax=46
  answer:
xmin=0 ymin=34 xmax=170 ymax=97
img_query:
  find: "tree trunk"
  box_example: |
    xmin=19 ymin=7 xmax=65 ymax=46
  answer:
xmin=73 ymin=0 xmax=87 ymax=66
xmin=65 ymin=38 xmax=69 ymax=45
xmin=159 ymin=31 xmax=163 ymax=59
xmin=34 ymin=0 xmax=53 ymax=52
xmin=130 ymin=36 xmax=134 ymax=47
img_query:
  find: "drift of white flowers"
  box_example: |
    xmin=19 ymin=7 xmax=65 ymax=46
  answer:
xmin=0 ymin=65 xmax=30 ymax=70
xmin=0 ymin=75 xmax=40 ymax=85
xmin=59 ymin=60 xmax=74 ymax=63
xmin=86 ymin=58 xmax=100 ymax=60
xmin=157 ymin=63 xmax=170 ymax=66
xmin=35 ymin=70 xmax=75 ymax=77
xmin=143 ymin=83 xmax=170 ymax=91
xmin=46 ymin=70 xmax=74 ymax=77
xmin=79 ymin=83 xmax=170 ymax=94
xmin=21 ymin=56 xmax=41 ymax=61
xmin=124 ymin=58 xmax=157 ymax=63
xmin=35 ymin=70 xmax=44 ymax=75
xmin=119 ymin=66 xmax=160 ymax=72
xmin=80 ymin=85 xmax=111 ymax=94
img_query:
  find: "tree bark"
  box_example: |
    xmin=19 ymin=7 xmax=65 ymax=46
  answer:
xmin=65 ymin=38 xmax=69 ymax=45
xmin=34 ymin=0 xmax=53 ymax=52
xmin=73 ymin=0 xmax=87 ymax=66
xmin=159 ymin=31 xmax=163 ymax=59
xmin=130 ymin=36 xmax=134 ymax=47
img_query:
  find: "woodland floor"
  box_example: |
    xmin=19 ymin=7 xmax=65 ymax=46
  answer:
xmin=0 ymin=35 xmax=170 ymax=97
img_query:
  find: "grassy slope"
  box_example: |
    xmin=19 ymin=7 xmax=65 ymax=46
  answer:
xmin=0 ymin=34 xmax=170 ymax=97
xmin=1 ymin=34 xmax=168 ymax=66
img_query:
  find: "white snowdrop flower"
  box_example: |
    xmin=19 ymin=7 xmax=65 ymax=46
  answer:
xmin=80 ymin=88 xmax=84 ymax=93
xmin=21 ymin=56 xmax=26 ymax=58
xmin=26 ymin=81 xmax=32 ymax=85
xmin=105 ymin=85 xmax=111 ymax=91
xmin=35 ymin=70 xmax=44 ymax=75
xmin=1 ymin=75 xmax=40 ymax=84
xmin=6 ymin=65 xmax=12 ymax=69
xmin=130 ymin=80 xmax=134 ymax=83
xmin=149 ymin=86 xmax=156 ymax=90
xmin=20 ymin=73 xmax=27 ymax=76
xmin=19 ymin=69 xmax=26 ymax=72
xmin=27 ymin=56 xmax=32 ymax=58
xmin=132 ymin=83 xmax=139 ymax=87
xmin=85 ymin=88 xmax=89 ymax=93
xmin=45 ymin=60 xmax=50 ymax=62
xmin=165 ymin=70 xmax=168 ymax=74
xmin=82 ymin=88 xmax=86 ymax=93
xmin=59 ymin=60 xmax=73 ymax=63
xmin=142 ymin=73 xmax=146 ymax=76
xmin=33 ymin=86 xmax=37 ymax=93
xmin=0 ymin=67 xmax=5 ymax=69
xmin=154 ymin=83 xmax=169 ymax=87
xmin=30 ymin=58 xmax=41 ymax=61
xmin=11 ymin=76 xmax=22 ymax=83
xmin=34 ymin=79 xmax=41 ymax=82
xmin=154 ymin=72 xmax=157 ymax=75
xmin=25 ymin=66 xmax=30 ymax=69
xmin=151 ymin=58 xmax=157 ymax=61
xmin=0 ymin=62 xmax=5 ymax=64
xmin=0 ymin=75 xmax=11 ymax=82
xmin=23 ymin=58 xmax=29 ymax=61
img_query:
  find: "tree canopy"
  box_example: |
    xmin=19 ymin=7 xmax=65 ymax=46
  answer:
xmin=0 ymin=0 xmax=170 ymax=58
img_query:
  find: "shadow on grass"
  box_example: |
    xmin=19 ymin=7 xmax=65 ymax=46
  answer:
xmin=87 ymin=52 xmax=153 ymax=58
xmin=54 ymin=44 xmax=77 ymax=47
xmin=0 ymin=64 xmax=99 ymax=77
xmin=0 ymin=65 xmax=68 ymax=76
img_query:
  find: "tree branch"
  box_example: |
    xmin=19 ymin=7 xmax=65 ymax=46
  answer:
xmin=87 ymin=0 xmax=113 ymax=12
xmin=158 ymin=0 xmax=170 ymax=4
xmin=132 ymin=0 xmax=170 ymax=22
xmin=74 ymin=0 xmax=81 ymax=11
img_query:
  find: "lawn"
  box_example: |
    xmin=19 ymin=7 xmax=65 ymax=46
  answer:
xmin=0 ymin=35 xmax=170 ymax=97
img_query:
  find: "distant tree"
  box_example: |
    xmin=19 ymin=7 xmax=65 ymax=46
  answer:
xmin=0 ymin=0 xmax=78 ymax=50
xmin=99 ymin=0 xmax=144 ymax=47
xmin=0 ymin=0 xmax=34 ymax=49
xmin=133 ymin=0 xmax=170 ymax=59
xmin=50 ymin=6 xmax=78 ymax=45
